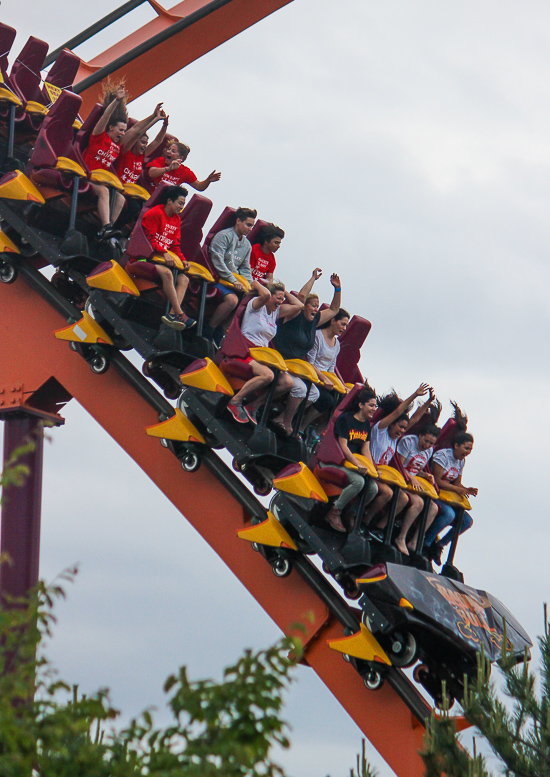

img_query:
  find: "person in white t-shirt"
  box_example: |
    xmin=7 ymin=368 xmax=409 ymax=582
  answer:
xmin=225 ymin=281 xmax=301 ymax=424
xmin=394 ymin=423 xmax=440 ymax=554
xmin=424 ymin=431 xmax=478 ymax=564
xmin=364 ymin=383 xmax=435 ymax=556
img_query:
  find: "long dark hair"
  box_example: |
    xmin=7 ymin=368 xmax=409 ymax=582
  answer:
xmin=350 ymin=383 xmax=376 ymax=412
xmin=450 ymin=401 xmax=473 ymax=447
xmin=377 ymin=391 xmax=411 ymax=424
xmin=319 ymin=307 xmax=350 ymax=330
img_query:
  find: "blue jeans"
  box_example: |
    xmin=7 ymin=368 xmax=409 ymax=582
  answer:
xmin=425 ymin=500 xmax=473 ymax=547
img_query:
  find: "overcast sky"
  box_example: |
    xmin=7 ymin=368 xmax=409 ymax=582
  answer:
xmin=1 ymin=1 xmax=550 ymax=775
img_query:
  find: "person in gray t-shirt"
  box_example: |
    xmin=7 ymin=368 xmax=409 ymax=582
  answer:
xmin=205 ymin=207 xmax=257 ymax=345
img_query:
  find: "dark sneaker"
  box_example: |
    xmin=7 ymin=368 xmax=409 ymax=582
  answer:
xmin=213 ymin=325 xmax=225 ymax=347
xmin=244 ymin=405 xmax=258 ymax=425
xmin=368 ymin=528 xmax=385 ymax=543
xmin=97 ymin=223 xmax=121 ymax=240
xmin=181 ymin=314 xmax=196 ymax=330
xmin=227 ymin=402 xmax=249 ymax=423
xmin=202 ymin=322 xmax=214 ymax=340
xmin=429 ymin=541 xmax=444 ymax=566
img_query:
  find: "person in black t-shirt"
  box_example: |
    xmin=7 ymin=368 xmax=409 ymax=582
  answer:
xmin=273 ymin=269 xmax=342 ymax=435
xmin=321 ymin=387 xmax=382 ymax=532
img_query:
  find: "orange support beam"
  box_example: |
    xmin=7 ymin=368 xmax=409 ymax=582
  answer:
xmin=74 ymin=0 xmax=294 ymax=116
xmin=0 ymin=273 xmax=428 ymax=776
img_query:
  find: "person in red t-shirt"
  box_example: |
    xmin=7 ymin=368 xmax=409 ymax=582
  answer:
xmin=147 ymin=141 xmax=221 ymax=192
xmin=84 ymin=86 xmax=129 ymax=238
xmin=250 ymin=223 xmax=285 ymax=282
xmin=116 ymin=103 xmax=169 ymax=186
xmin=130 ymin=185 xmax=196 ymax=331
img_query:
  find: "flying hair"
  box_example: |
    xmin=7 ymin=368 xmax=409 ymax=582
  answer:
xmin=377 ymin=391 xmax=412 ymax=420
xmin=450 ymin=400 xmax=468 ymax=433
xmin=426 ymin=398 xmax=442 ymax=425
xmin=101 ymin=79 xmax=129 ymax=126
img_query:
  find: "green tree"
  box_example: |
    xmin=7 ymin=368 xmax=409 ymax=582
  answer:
xmin=421 ymin=616 xmax=547 ymax=777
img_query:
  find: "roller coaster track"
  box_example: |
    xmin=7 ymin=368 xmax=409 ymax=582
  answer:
xmin=0 ymin=257 xmax=432 ymax=776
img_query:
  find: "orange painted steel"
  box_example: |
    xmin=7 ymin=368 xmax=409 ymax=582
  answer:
xmin=75 ymin=0 xmax=294 ymax=116
xmin=0 ymin=274 xmax=427 ymax=776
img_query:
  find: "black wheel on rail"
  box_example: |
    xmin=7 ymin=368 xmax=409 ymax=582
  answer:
xmin=160 ymin=438 xmax=169 ymax=449
xmin=271 ymin=557 xmax=292 ymax=578
xmin=181 ymin=452 xmax=201 ymax=473
xmin=363 ymin=669 xmax=384 ymax=691
xmin=69 ymin=341 xmax=79 ymax=352
xmin=343 ymin=580 xmax=361 ymax=600
xmin=435 ymin=692 xmax=455 ymax=711
xmin=342 ymin=653 xmax=351 ymax=663
xmin=232 ymin=458 xmax=242 ymax=473
xmin=90 ymin=354 xmax=109 ymax=374
xmin=413 ymin=663 xmax=429 ymax=684
xmin=254 ymin=480 xmax=272 ymax=497
xmin=388 ymin=631 xmax=417 ymax=668
xmin=0 ymin=262 xmax=17 ymax=284
xmin=251 ymin=542 xmax=261 ymax=552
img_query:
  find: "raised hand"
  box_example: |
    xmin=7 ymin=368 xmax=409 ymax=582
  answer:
xmin=311 ymin=267 xmax=323 ymax=281
xmin=115 ymin=86 xmax=127 ymax=101
xmin=330 ymin=273 xmax=341 ymax=288
xmin=153 ymin=102 xmax=164 ymax=118
xmin=207 ymin=170 xmax=221 ymax=183
xmin=414 ymin=383 xmax=430 ymax=398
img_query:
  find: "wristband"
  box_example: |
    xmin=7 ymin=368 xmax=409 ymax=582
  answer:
xmin=334 ymin=286 xmax=341 ymax=292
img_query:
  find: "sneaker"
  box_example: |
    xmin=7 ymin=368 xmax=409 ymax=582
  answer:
xmin=326 ymin=504 xmax=346 ymax=533
xmin=97 ymin=223 xmax=121 ymax=240
xmin=367 ymin=528 xmax=385 ymax=543
xmin=226 ymin=402 xmax=249 ymax=423
xmin=213 ymin=325 xmax=225 ymax=347
xmin=429 ymin=541 xmax=444 ymax=566
xmin=161 ymin=312 xmax=196 ymax=331
xmin=202 ymin=322 xmax=214 ymax=340
xmin=244 ymin=405 xmax=258 ymax=425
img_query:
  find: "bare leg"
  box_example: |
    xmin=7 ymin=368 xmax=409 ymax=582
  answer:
xmin=394 ymin=493 xmax=424 ymax=555
xmin=209 ymin=293 xmax=238 ymax=328
xmin=408 ymin=499 xmax=438 ymax=551
xmin=274 ymin=394 xmax=303 ymax=434
xmin=175 ymin=273 xmax=190 ymax=311
xmin=111 ymin=191 xmax=126 ymax=224
xmin=363 ymin=482 xmax=394 ymax=525
xmin=156 ymin=266 xmax=182 ymax=316
xmin=230 ymin=363 xmax=274 ymax=406
xmin=90 ymin=183 xmax=110 ymax=226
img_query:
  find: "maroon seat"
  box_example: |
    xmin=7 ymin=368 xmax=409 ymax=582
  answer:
xmin=0 ymin=23 xmax=16 ymax=84
xmin=41 ymin=49 xmax=81 ymax=102
xmin=216 ymin=292 xmax=256 ymax=383
xmin=28 ymin=89 xmax=90 ymax=195
xmin=124 ymin=188 xmax=213 ymax=305
xmin=8 ymin=36 xmax=50 ymax=136
xmin=336 ymin=315 xmax=371 ymax=384
xmin=75 ymin=103 xmax=103 ymax=159
xmin=311 ymin=384 xmax=364 ymax=469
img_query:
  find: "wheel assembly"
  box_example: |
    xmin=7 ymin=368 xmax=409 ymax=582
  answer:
xmin=271 ymin=557 xmax=292 ymax=578
xmin=388 ymin=631 xmax=417 ymax=668
xmin=253 ymin=479 xmax=272 ymax=497
xmin=181 ymin=451 xmax=201 ymax=473
xmin=363 ymin=669 xmax=384 ymax=690
xmin=0 ymin=262 xmax=17 ymax=284
xmin=90 ymin=354 xmax=109 ymax=374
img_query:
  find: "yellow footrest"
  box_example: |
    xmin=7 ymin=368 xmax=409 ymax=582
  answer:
xmin=344 ymin=454 xmax=378 ymax=479
xmin=145 ymin=408 xmax=205 ymax=444
xmin=248 ymin=347 xmax=288 ymax=371
xmin=376 ymin=464 xmax=407 ymax=488
xmin=285 ymin=359 xmax=320 ymax=383
xmin=90 ymin=168 xmax=124 ymax=191
xmin=238 ymin=511 xmax=297 ymax=550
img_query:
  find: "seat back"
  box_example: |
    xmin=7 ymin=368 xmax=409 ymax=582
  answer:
xmin=247 ymin=218 xmax=269 ymax=246
xmin=75 ymin=103 xmax=103 ymax=156
xmin=125 ymin=183 xmax=169 ymax=260
xmin=434 ymin=418 xmax=459 ymax=452
xmin=10 ymin=36 xmax=49 ymax=104
xmin=0 ymin=24 xmax=17 ymax=83
xmin=312 ymin=383 xmax=364 ymax=467
xmin=179 ymin=194 xmax=213 ymax=263
xmin=218 ymin=292 xmax=255 ymax=360
xmin=29 ymin=90 xmax=83 ymax=169
xmin=42 ymin=49 xmax=81 ymax=98
xmin=336 ymin=315 xmax=371 ymax=384
xmin=195 ymin=205 xmax=236 ymax=278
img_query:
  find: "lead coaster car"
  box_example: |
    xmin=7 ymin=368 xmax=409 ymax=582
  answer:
xmin=356 ymin=562 xmax=532 ymax=706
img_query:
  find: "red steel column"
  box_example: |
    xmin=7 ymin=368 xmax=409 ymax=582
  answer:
xmin=0 ymin=414 xmax=44 ymax=600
